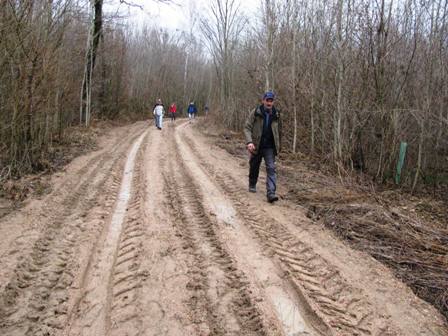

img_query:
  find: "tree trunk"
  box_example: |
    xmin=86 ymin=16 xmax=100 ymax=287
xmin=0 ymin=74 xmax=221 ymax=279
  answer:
xmin=264 ymin=0 xmax=274 ymax=90
xmin=310 ymin=85 xmax=315 ymax=154
xmin=292 ymin=11 xmax=298 ymax=154
xmin=80 ymin=0 xmax=103 ymax=126
xmin=334 ymin=0 xmax=344 ymax=161
xmin=412 ymin=120 xmax=424 ymax=192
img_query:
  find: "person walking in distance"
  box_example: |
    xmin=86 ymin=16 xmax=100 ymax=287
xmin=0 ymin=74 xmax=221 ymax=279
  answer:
xmin=204 ymin=104 xmax=209 ymax=118
xmin=187 ymin=102 xmax=197 ymax=121
xmin=153 ymin=98 xmax=165 ymax=130
xmin=169 ymin=102 xmax=177 ymax=122
xmin=244 ymin=91 xmax=281 ymax=203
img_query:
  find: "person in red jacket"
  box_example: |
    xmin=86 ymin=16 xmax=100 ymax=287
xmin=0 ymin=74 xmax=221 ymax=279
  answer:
xmin=169 ymin=102 xmax=177 ymax=122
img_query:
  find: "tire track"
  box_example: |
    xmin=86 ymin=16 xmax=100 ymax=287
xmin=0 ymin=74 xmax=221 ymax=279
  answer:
xmin=0 ymin=125 xmax=130 ymax=295
xmin=0 ymin=125 xmax=147 ymax=336
xmin=133 ymin=126 xmax=201 ymax=336
xmin=108 ymin=139 xmax=149 ymax=336
xmin=65 ymin=131 xmax=147 ymax=336
xmin=162 ymin=126 xmax=267 ymax=336
xmin=179 ymin=128 xmax=397 ymax=336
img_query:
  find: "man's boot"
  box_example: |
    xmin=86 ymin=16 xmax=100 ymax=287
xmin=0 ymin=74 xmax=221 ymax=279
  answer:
xmin=267 ymin=194 xmax=278 ymax=203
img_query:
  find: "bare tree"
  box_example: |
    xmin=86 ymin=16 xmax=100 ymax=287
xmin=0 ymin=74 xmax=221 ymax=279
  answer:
xmin=201 ymin=0 xmax=247 ymax=127
xmin=262 ymin=0 xmax=278 ymax=90
xmin=80 ymin=0 xmax=103 ymax=126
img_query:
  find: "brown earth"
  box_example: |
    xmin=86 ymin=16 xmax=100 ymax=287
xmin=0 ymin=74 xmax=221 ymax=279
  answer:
xmin=0 ymin=119 xmax=446 ymax=336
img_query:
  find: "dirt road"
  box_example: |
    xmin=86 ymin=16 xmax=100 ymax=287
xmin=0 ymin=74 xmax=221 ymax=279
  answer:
xmin=0 ymin=120 xmax=446 ymax=336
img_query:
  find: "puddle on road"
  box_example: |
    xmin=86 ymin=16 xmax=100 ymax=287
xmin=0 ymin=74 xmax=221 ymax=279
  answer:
xmin=77 ymin=131 xmax=146 ymax=335
xmin=269 ymin=286 xmax=312 ymax=336
xmin=214 ymin=203 xmax=236 ymax=226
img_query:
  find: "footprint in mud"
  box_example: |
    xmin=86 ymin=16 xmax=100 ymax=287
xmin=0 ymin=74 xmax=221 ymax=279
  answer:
xmin=146 ymin=300 xmax=166 ymax=325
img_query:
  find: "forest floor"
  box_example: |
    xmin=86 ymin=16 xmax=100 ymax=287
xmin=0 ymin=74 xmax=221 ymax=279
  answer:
xmin=0 ymin=119 xmax=446 ymax=336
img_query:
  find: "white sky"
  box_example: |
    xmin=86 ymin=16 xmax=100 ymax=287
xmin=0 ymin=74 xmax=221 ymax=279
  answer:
xmin=104 ymin=0 xmax=259 ymax=32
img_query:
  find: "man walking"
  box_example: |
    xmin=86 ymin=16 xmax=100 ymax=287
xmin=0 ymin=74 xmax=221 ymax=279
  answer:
xmin=153 ymin=98 xmax=165 ymax=130
xmin=187 ymin=102 xmax=197 ymax=121
xmin=244 ymin=91 xmax=281 ymax=203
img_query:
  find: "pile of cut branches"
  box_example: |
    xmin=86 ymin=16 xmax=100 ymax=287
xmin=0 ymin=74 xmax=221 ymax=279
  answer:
xmin=283 ymin=166 xmax=448 ymax=322
xmin=321 ymin=202 xmax=448 ymax=321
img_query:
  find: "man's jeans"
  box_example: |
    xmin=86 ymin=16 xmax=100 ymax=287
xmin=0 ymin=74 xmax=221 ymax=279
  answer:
xmin=155 ymin=115 xmax=163 ymax=128
xmin=249 ymin=148 xmax=276 ymax=196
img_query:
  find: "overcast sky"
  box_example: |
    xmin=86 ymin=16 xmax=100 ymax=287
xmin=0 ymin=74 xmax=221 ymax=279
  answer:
xmin=104 ymin=0 xmax=259 ymax=32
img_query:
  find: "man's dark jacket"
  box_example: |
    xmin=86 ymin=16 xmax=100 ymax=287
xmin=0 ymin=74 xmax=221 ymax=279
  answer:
xmin=244 ymin=105 xmax=281 ymax=156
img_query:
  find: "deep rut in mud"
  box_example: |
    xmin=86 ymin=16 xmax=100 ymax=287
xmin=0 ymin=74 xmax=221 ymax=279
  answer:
xmin=0 ymin=120 xmax=446 ymax=336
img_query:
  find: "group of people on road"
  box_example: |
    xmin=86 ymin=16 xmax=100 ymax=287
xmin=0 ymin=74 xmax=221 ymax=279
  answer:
xmin=152 ymin=99 xmax=205 ymax=130
xmin=150 ymin=90 xmax=281 ymax=204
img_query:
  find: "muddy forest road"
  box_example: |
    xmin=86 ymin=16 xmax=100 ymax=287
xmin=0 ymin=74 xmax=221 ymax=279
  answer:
xmin=0 ymin=120 xmax=446 ymax=336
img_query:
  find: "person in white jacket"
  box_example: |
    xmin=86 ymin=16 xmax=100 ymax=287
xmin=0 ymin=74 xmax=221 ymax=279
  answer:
xmin=153 ymin=98 xmax=165 ymax=130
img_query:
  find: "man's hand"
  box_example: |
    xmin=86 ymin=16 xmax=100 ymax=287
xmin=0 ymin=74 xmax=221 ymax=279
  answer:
xmin=247 ymin=143 xmax=255 ymax=153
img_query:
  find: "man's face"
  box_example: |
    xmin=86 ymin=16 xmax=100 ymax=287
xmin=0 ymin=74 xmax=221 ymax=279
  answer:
xmin=263 ymin=98 xmax=274 ymax=110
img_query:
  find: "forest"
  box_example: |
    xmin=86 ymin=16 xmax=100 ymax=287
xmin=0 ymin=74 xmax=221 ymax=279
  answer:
xmin=1 ymin=0 xmax=447 ymax=193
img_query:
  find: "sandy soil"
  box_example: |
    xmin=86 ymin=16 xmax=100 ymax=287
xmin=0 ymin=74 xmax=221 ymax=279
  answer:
xmin=0 ymin=120 xmax=446 ymax=336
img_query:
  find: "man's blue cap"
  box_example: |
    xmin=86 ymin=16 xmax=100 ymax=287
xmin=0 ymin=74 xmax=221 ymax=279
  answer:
xmin=263 ymin=91 xmax=275 ymax=100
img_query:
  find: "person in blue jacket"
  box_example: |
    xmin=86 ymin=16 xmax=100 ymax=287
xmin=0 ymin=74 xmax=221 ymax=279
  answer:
xmin=187 ymin=102 xmax=197 ymax=121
